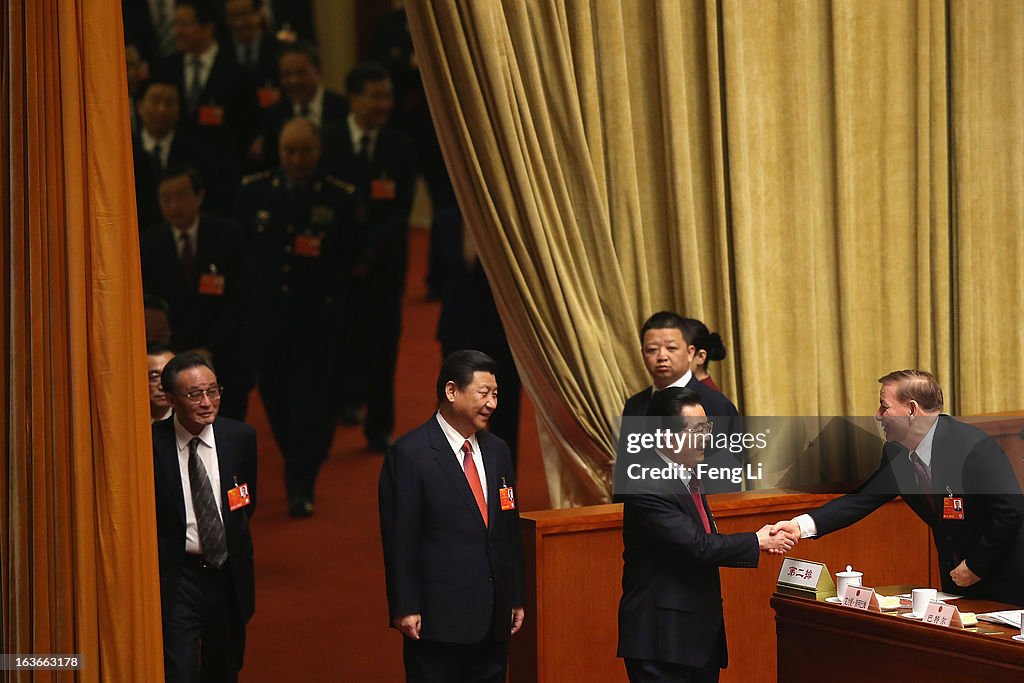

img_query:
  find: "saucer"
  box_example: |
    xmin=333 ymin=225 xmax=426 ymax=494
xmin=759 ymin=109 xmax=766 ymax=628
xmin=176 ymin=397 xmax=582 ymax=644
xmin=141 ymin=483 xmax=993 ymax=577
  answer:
xmin=825 ymin=597 xmax=843 ymax=604
xmin=901 ymin=612 xmax=923 ymax=620
xmin=1013 ymin=635 xmax=1024 ymax=643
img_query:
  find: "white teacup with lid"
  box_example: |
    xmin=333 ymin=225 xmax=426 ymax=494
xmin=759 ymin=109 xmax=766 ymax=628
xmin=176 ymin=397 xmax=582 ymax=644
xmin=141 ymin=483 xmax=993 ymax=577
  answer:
xmin=835 ymin=565 xmax=863 ymax=600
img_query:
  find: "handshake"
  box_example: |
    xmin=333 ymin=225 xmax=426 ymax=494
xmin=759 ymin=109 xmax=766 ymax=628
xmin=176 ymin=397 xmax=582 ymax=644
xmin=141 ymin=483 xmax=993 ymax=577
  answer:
xmin=755 ymin=519 xmax=802 ymax=555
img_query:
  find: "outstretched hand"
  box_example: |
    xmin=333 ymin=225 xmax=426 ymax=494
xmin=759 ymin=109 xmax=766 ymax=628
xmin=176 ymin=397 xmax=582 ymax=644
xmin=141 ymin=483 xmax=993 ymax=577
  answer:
xmin=757 ymin=524 xmax=796 ymax=554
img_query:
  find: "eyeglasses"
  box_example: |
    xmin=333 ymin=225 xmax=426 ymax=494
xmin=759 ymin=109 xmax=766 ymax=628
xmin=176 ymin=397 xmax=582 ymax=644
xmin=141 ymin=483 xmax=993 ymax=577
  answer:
xmin=147 ymin=371 xmax=162 ymax=384
xmin=684 ymin=420 xmax=714 ymax=436
xmin=174 ymin=386 xmax=224 ymax=403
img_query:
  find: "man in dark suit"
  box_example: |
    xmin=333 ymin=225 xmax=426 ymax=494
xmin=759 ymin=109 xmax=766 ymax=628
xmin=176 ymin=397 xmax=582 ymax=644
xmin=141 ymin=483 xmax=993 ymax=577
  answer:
xmin=258 ymin=42 xmax=347 ymax=168
xmin=159 ymin=0 xmax=259 ymax=213
xmin=224 ymin=0 xmax=281 ymax=96
xmin=618 ymin=388 xmax=792 ymax=683
xmin=618 ymin=311 xmax=741 ymax=495
xmin=772 ymin=369 xmax=1024 ymax=604
xmin=322 ymin=61 xmax=417 ymax=452
xmin=237 ymin=117 xmax=356 ymax=518
xmin=153 ymin=352 xmax=257 ymax=683
xmin=379 ymin=350 xmax=525 ymax=682
xmin=133 ymin=79 xmax=206 ymax=230
xmin=141 ymin=164 xmax=251 ymax=420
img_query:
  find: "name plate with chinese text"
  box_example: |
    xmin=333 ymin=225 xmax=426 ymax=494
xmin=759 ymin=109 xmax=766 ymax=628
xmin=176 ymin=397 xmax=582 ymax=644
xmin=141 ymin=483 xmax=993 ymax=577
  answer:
xmin=923 ymin=601 xmax=964 ymax=628
xmin=841 ymin=586 xmax=881 ymax=612
xmin=777 ymin=558 xmax=835 ymax=600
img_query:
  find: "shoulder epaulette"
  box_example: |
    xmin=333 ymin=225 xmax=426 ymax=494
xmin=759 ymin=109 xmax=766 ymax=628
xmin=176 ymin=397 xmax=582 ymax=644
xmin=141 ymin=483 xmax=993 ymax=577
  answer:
xmin=241 ymin=170 xmax=272 ymax=186
xmin=324 ymin=175 xmax=356 ymax=194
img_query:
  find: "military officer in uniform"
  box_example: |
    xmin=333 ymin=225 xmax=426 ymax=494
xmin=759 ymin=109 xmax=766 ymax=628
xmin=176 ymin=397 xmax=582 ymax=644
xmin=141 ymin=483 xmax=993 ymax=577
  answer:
xmin=237 ymin=116 xmax=356 ymax=518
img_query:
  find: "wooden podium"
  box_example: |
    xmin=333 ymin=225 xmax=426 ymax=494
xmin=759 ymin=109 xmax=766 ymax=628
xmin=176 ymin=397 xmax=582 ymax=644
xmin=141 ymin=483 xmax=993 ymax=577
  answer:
xmin=774 ymin=590 xmax=1024 ymax=679
xmin=510 ymin=493 xmax=934 ymax=682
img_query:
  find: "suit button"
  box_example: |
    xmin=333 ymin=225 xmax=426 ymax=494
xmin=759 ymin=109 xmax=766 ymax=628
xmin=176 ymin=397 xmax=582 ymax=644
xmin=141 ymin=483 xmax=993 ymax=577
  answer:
xmin=488 ymin=576 xmax=494 ymax=582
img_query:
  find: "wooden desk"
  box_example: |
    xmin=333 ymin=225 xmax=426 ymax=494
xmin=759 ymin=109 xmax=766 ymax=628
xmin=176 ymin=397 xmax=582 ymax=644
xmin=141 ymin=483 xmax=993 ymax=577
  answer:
xmin=774 ymin=589 xmax=1024 ymax=680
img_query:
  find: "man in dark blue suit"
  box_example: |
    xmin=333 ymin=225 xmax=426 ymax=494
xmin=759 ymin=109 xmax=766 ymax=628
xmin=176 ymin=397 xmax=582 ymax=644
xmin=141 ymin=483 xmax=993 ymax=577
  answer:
xmin=379 ymin=350 xmax=525 ymax=682
xmin=619 ymin=311 xmax=741 ymax=494
xmin=618 ymin=388 xmax=792 ymax=682
xmin=152 ymin=352 xmax=257 ymax=683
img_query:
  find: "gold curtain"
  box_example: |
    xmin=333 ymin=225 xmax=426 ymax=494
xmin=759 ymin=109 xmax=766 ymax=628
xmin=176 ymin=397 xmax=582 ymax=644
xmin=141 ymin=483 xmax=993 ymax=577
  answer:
xmin=2 ymin=1 xmax=164 ymax=680
xmin=409 ymin=1 xmax=1017 ymax=506
xmin=951 ymin=0 xmax=1024 ymax=414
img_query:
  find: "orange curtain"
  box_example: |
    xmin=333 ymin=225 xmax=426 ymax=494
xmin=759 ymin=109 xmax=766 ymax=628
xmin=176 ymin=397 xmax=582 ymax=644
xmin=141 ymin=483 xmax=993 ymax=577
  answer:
xmin=2 ymin=1 xmax=163 ymax=680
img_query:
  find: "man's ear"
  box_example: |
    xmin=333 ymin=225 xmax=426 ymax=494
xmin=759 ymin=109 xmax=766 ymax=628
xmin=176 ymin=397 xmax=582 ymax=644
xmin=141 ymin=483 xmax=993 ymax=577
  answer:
xmin=444 ymin=380 xmax=458 ymax=403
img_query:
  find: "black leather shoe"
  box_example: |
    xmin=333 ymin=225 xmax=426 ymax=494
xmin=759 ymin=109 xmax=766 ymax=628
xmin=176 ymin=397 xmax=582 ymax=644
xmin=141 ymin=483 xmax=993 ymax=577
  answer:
xmin=367 ymin=434 xmax=394 ymax=453
xmin=288 ymin=496 xmax=314 ymax=518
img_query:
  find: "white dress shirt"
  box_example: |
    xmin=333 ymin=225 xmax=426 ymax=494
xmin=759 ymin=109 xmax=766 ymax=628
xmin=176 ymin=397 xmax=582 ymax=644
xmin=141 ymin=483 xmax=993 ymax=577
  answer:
xmin=174 ymin=417 xmax=223 ymax=554
xmin=436 ymin=411 xmax=488 ymax=503
xmin=141 ymin=128 xmax=175 ymax=169
xmin=173 ymin=217 xmax=200 ymax=259
xmin=184 ymin=43 xmax=219 ymax=99
xmin=347 ymin=113 xmax=379 ymax=161
xmin=294 ymin=86 xmax=325 ymax=128
xmin=652 ymin=370 xmax=694 ymax=394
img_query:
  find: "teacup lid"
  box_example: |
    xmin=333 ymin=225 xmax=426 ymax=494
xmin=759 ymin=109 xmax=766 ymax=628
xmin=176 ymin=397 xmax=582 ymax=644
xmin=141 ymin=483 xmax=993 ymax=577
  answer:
xmin=836 ymin=564 xmax=862 ymax=577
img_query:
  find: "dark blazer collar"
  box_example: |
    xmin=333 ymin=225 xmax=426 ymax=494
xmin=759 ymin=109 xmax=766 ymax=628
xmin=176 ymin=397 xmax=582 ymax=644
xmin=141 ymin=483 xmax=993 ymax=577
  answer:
xmin=154 ymin=418 xmax=187 ymax=524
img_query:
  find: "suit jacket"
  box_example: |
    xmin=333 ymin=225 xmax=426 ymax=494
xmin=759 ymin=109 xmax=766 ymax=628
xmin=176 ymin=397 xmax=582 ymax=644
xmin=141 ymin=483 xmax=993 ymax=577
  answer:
xmin=158 ymin=46 xmax=260 ymax=171
xmin=260 ymin=89 xmax=348 ymax=168
xmin=153 ymin=417 xmax=258 ymax=622
xmin=622 ymin=377 xmax=738 ymax=420
xmin=320 ymin=122 xmax=417 ymax=287
xmin=140 ymin=214 xmax=247 ymax=361
xmin=379 ymin=416 xmax=524 ymax=644
xmin=617 ymin=449 xmax=759 ymax=668
xmin=810 ymin=415 xmax=1024 ymax=603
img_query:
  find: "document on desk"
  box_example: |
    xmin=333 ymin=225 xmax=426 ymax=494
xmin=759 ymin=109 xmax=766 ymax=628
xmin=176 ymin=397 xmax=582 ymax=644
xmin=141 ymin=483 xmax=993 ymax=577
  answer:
xmin=977 ymin=610 xmax=1023 ymax=628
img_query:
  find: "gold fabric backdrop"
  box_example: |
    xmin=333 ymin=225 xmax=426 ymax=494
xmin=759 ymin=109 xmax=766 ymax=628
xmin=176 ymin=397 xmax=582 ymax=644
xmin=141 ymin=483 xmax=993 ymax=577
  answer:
xmin=2 ymin=0 xmax=163 ymax=679
xmin=407 ymin=0 xmax=1022 ymax=507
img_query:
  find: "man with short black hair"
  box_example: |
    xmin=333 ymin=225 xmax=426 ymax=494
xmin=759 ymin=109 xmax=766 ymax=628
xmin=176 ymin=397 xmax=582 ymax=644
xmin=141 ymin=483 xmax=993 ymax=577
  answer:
xmin=618 ymin=387 xmax=792 ymax=682
xmin=153 ymin=352 xmax=257 ymax=683
xmin=141 ymin=164 xmax=251 ymax=419
xmin=324 ymin=61 xmax=417 ymax=452
xmin=379 ymin=350 xmax=525 ymax=682
xmin=258 ymin=41 xmax=347 ymax=167
xmin=619 ymin=311 xmax=741 ymax=495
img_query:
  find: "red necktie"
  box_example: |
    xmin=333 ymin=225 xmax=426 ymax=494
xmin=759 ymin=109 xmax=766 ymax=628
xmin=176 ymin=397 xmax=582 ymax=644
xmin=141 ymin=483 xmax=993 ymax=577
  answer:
xmin=690 ymin=478 xmax=712 ymax=533
xmin=461 ymin=440 xmax=488 ymax=526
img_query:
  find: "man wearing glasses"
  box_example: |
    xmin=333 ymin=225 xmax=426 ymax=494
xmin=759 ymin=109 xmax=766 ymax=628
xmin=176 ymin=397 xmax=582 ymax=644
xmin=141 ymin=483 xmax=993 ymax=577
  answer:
xmin=617 ymin=387 xmax=794 ymax=683
xmin=147 ymin=342 xmax=176 ymax=422
xmin=153 ymin=352 xmax=258 ymax=683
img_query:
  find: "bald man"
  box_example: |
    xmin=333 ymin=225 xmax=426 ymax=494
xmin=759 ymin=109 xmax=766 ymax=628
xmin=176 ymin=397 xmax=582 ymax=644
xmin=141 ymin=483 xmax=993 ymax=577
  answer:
xmin=238 ymin=117 xmax=357 ymax=517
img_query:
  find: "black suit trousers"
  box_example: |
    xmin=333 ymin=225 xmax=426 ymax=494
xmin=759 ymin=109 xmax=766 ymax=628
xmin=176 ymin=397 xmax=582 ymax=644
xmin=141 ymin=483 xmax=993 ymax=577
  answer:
xmin=624 ymin=657 xmax=719 ymax=683
xmin=403 ymin=636 xmax=508 ymax=683
xmin=163 ymin=557 xmax=245 ymax=683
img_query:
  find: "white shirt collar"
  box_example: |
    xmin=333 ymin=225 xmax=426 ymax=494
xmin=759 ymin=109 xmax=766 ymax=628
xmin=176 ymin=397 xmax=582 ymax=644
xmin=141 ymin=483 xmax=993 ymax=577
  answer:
xmin=654 ymin=449 xmax=694 ymax=489
xmin=651 ymin=370 xmax=693 ymax=394
xmin=435 ymin=411 xmax=480 ymax=457
xmin=141 ymin=128 xmax=174 ymax=152
xmin=294 ymin=85 xmax=325 ymax=120
xmin=347 ymin=113 xmax=379 ymax=149
xmin=189 ymin=42 xmax=219 ymax=71
xmin=909 ymin=417 xmax=940 ymax=468
xmin=173 ymin=416 xmax=215 ymax=453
